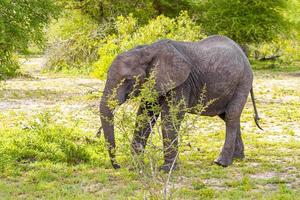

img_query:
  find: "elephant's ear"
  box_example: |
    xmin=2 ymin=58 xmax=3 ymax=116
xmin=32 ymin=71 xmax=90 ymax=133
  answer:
xmin=150 ymin=44 xmax=192 ymax=95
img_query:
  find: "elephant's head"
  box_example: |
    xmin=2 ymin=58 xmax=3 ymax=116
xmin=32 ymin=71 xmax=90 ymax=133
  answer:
xmin=99 ymin=40 xmax=192 ymax=168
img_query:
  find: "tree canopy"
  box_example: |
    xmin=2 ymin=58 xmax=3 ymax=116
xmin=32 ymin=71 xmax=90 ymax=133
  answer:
xmin=1 ymin=0 xmax=298 ymax=79
xmin=199 ymin=0 xmax=290 ymax=45
xmin=0 ymin=0 xmax=60 ymax=79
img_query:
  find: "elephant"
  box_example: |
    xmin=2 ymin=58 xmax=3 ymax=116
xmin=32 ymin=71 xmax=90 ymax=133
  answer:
xmin=99 ymin=35 xmax=262 ymax=172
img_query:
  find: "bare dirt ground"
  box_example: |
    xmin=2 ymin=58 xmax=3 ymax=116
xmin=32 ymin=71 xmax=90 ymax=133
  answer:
xmin=2 ymin=57 xmax=102 ymax=110
xmin=1 ymin=57 xmax=104 ymax=131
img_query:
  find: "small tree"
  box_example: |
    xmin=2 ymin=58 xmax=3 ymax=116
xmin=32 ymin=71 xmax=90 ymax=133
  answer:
xmin=199 ymin=0 xmax=290 ymax=47
xmin=0 ymin=0 xmax=60 ymax=79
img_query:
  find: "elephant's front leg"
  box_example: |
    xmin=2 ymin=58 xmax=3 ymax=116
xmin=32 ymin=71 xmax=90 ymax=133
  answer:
xmin=131 ymin=102 xmax=159 ymax=156
xmin=160 ymin=100 xmax=185 ymax=172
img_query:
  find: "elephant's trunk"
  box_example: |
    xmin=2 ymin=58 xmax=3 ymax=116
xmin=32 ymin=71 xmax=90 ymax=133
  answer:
xmin=100 ymin=98 xmax=119 ymax=168
xmin=99 ymin=78 xmax=126 ymax=169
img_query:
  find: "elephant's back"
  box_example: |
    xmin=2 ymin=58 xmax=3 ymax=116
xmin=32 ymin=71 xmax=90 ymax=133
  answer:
xmin=197 ymin=35 xmax=247 ymax=72
xmin=198 ymin=36 xmax=249 ymax=93
xmin=175 ymin=35 xmax=250 ymax=77
xmin=185 ymin=36 xmax=253 ymax=116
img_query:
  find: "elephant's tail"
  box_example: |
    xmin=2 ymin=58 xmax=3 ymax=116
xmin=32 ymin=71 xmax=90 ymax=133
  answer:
xmin=250 ymin=87 xmax=263 ymax=130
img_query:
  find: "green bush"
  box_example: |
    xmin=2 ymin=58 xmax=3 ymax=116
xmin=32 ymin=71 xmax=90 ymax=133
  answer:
xmin=199 ymin=0 xmax=290 ymax=46
xmin=58 ymin=0 xmax=156 ymax=24
xmin=250 ymin=0 xmax=300 ymax=64
xmin=286 ymin=0 xmax=300 ymax=36
xmin=45 ymin=10 xmax=101 ymax=73
xmin=0 ymin=53 xmax=19 ymax=80
xmin=92 ymin=11 xmax=206 ymax=79
xmin=100 ymin=72 xmax=212 ymax=199
xmin=250 ymin=36 xmax=300 ymax=63
xmin=0 ymin=112 xmax=103 ymax=172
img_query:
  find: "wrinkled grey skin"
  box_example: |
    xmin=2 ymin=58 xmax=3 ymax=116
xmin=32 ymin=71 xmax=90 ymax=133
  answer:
xmin=99 ymin=35 xmax=261 ymax=171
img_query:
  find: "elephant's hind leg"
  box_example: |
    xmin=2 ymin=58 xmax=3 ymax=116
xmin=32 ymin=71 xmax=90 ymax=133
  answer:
xmin=215 ymin=89 xmax=248 ymax=167
xmin=218 ymin=113 xmax=245 ymax=160
xmin=233 ymin=123 xmax=245 ymax=159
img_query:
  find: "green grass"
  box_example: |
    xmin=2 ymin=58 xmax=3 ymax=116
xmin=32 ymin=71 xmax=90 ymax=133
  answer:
xmin=0 ymin=60 xmax=299 ymax=199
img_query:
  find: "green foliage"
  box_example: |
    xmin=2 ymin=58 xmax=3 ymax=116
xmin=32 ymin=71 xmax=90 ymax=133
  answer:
xmin=0 ymin=54 xmax=19 ymax=80
xmin=285 ymin=0 xmax=300 ymax=37
xmin=152 ymin=0 xmax=195 ymax=17
xmin=45 ymin=0 xmax=299 ymax=74
xmin=58 ymin=0 xmax=198 ymax=23
xmin=45 ymin=10 xmax=100 ymax=72
xmin=103 ymin=73 xmax=211 ymax=199
xmin=248 ymin=0 xmax=300 ymax=64
xmin=0 ymin=112 xmax=102 ymax=172
xmin=58 ymin=0 xmax=156 ymax=24
xmin=0 ymin=0 xmax=60 ymax=79
xmin=199 ymin=0 xmax=290 ymax=45
xmin=251 ymin=36 xmax=300 ymax=63
xmin=92 ymin=11 xmax=206 ymax=79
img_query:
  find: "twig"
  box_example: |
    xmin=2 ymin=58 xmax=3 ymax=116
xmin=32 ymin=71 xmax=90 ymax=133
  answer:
xmin=163 ymin=151 xmax=179 ymax=200
xmin=259 ymin=55 xmax=280 ymax=61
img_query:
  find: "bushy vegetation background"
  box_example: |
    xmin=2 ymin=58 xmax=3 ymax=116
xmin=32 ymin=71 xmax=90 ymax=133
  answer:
xmin=1 ymin=0 xmax=299 ymax=79
xmin=45 ymin=0 xmax=300 ymax=78
xmin=92 ymin=12 xmax=206 ymax=79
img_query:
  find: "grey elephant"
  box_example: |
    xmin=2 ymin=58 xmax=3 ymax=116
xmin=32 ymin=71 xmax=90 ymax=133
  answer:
xmin=99 ymin=35 xmax=262 ymax=172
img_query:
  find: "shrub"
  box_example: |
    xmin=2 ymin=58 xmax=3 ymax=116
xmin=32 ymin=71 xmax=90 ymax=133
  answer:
xmin=250 ymin=36 xmax=300 ymax=63
xmin=199 ymin=0 xmax=290 ymax=46
xmin=0 ymin=53 xmax=19 ymax=80
xmin=0 ymin=111 xmax=103 ymax=172
xmin=101 ymin=73 xmax=213 ymax=199
xmin=45 ymin=10 xmax=101 ymax=73
xmin=249 ymin=1 xmax=300 ymax=64
xmin=92 ymin=11 xmax=206 ymax=79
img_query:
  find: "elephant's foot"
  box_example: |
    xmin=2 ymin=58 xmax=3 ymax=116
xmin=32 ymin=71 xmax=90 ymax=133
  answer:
xmin=233 ymin=151 xmax=245 ymax=159
xmin=159 ymin=162 xmax=178 ymax=172
xmin=233 ymin=139 xmax=244 ymax=159
xmin=214 ymin=154 xmax=233 ymax=167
